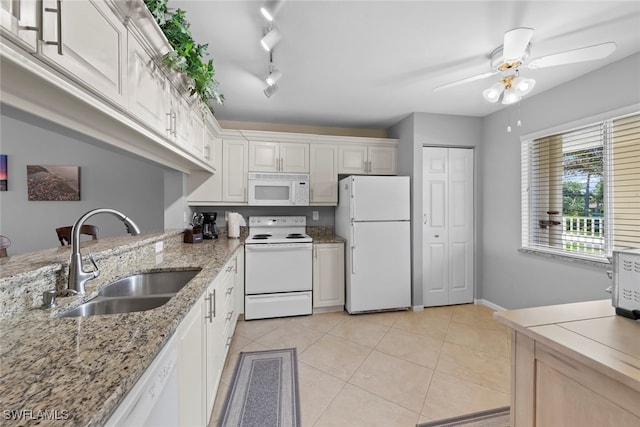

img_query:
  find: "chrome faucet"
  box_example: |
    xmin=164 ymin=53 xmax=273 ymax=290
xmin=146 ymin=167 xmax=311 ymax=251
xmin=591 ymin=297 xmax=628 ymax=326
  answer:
xmin=67 ymin=208 xmax=141 ymax=295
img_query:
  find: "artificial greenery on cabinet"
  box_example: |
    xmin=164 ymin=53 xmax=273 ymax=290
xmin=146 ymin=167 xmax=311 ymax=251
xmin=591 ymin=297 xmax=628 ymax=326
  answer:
xmin=144 ymin=0 xmax=224 ymax=111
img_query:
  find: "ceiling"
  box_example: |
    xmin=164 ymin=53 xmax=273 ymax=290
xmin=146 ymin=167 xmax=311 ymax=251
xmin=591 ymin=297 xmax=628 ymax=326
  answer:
xmin=169 ymin=1 xmax=640 ymax=130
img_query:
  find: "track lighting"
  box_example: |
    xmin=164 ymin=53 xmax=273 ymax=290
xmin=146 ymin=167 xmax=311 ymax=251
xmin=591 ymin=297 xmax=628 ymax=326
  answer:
xmin=260 ymin=0 xmax=284 ymax=22
xmin=264 ymin=84 xmax=279 ymax=98
xmin=260 ymin=27 xmax=282 ymax=51
xmin=265 ymin=68 xmax=282 ymax=86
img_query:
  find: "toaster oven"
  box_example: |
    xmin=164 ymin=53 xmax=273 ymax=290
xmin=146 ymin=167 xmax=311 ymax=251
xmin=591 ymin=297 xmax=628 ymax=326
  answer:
xmin=609 ymin=248 xmax=640 ymax=320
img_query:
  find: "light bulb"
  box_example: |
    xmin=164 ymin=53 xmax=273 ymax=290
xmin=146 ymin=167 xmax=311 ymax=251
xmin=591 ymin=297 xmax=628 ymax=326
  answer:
xmin=502 ymin=88 xmax=521 ymax=105
xmin=482 ymin=82 xmax=504 ymax=103
xmin=514 ymin=77 xmax=535 ymax=97
xmin=260 ymin=0 xmax=284 ymax=22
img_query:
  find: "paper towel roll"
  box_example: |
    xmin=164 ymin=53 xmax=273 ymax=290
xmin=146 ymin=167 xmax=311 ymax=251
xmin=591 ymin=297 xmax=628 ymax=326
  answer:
xmin=227 ymin=212 xmax=246 ymax=238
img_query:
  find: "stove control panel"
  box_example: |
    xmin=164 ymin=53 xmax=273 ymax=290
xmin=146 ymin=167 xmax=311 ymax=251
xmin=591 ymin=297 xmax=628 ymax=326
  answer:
xmin=249 ymin=216 xmax=307 ymax=227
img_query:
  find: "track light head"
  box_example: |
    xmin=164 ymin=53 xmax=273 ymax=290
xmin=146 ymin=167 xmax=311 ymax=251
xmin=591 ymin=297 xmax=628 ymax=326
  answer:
xmin=265 ymin=68 xmax=283 ymax=86
xmin=264 ymin=84 xmax=279 ymax=98
xmin=260 ymin=27 xmax=282 ymax=51
xmin=260 ymin=0 xmax=284 ymax=22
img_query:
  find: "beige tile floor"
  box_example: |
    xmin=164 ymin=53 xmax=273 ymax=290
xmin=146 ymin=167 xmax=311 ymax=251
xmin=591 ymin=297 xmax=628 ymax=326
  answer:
xmin=209 ymin=304 xmax=511 ymax=426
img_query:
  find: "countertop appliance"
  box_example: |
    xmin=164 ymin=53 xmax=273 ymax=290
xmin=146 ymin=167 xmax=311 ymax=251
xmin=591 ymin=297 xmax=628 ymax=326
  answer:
xmin=202 ymin=212 xmax=218 ymax=239
xmin=248 ymin=172 xmax=309 ymax=206
xmin=244 ymin=216 xmax=313 ymax=320
xmin=610 ymin=248 xmax=640 ymax=319
xmin=335 ymin=175 xmax=411 ymax=313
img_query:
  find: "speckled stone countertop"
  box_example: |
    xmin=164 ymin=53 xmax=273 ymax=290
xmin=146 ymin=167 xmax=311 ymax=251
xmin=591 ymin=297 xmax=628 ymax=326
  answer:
xmin=0 ymin=230 xmax=244 ymax=426
xmin=306 ymin=226 xmax=345 ymax=244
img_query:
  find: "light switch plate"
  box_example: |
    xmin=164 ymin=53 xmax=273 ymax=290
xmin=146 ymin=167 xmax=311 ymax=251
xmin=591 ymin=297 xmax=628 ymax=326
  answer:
xmin=312 ymin=211 xmax=319 ymax=221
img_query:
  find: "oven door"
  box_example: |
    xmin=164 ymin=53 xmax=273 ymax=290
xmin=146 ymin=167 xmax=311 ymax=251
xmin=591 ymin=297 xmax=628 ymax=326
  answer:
xmin=245 ymin=243 xmax=312 ymax=293
xmin=248 ymin=179 xmax=294 ymax=206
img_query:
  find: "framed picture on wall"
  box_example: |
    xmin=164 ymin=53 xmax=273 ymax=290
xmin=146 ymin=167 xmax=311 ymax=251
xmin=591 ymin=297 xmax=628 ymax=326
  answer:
xmin=0 ymin=155 xmax=7 ymax=191
xmin=26 ymin=165 xmax=80 ymax=201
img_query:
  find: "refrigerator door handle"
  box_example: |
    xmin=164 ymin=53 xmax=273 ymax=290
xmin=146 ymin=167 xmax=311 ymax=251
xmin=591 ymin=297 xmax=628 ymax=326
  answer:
xmin=351 ymin=224 xmax=356 ymax=274
xmin=350 ymin=178 xmax=356 ymax=220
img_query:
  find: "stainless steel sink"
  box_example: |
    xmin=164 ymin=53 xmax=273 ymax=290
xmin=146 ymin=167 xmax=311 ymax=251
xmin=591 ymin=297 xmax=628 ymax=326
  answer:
xmin=98 ymin=269 xmax=201 ymax=297
xmin=58 ymin=269 xmax=201 ymax=318
xmin=59 ymin=296 xmax=172 ymax=317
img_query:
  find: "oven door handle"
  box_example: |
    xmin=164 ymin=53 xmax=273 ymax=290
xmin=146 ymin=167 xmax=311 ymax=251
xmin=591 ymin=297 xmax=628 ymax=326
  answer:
xmin=245 ymin=243 xmax=313 ymax=252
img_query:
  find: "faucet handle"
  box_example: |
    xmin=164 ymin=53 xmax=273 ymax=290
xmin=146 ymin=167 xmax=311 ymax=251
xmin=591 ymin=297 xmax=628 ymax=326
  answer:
xmin=88 ymin=253 xmax=100 ymax=279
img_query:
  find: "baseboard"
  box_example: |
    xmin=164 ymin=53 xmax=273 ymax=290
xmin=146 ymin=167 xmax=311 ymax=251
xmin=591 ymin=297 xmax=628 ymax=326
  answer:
xmin=411 ymin=305 xmax=424 ymax=312
xmin=475 ymin=299 xmax=507 ymax=311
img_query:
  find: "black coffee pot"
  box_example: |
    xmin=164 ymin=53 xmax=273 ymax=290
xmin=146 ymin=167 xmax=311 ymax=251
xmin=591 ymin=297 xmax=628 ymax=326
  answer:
xmin=202 ymin=212 xmax=218 ymax=239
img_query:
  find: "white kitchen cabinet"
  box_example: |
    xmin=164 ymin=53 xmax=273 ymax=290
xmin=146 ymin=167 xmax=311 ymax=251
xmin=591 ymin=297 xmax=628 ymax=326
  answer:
xmin=177 ymin=293 xmax=206 ymax=427
xmin=39 ymin=0 xmax=128 ymax=107
xmin=0 ymin=0 xmax=38 ymax=52
xmin=127 ymin=32 xmax=169 ymax=135
xmin=167 ymin=85 xmax=195 ymax=151
xmin=312 ymin=243 xmax=345 ymax=310
xmin=189 ymin=103 xmax=206 ymax=159
xmin=223 ymin=139 xmax=248 ymax=203
xmin=338 ymin=144 xmax=397 ymax=175
xmin=248 ymin=141 xmax=309 ymax=173
xmin=309 ymin=144 xmax=338 ymax=205
xmin=233 ymin=247 xmax=245 ymax=320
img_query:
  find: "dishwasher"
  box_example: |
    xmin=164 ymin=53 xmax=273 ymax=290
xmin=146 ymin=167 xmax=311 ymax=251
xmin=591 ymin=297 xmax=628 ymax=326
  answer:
xmin=105 ymin=333 xmax=178 ymax=426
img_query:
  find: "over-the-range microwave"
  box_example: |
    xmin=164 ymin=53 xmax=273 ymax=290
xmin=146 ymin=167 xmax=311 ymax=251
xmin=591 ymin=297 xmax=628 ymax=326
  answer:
xmin=248 ymin=172 xmax=310 ymax=206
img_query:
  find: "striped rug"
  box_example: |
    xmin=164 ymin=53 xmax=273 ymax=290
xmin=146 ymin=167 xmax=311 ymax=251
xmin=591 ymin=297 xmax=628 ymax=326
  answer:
xmin=418 ymin=406 xmax=510 ymax=427
xmin=218 ymin=348 xmax=300 ymax=427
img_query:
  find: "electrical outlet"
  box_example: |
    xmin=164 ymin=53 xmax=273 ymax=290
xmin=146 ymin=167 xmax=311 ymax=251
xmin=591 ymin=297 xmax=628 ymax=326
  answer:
xmin=312 ymin=211 xmax=319 ymax=221
xmin=155 ymin=241 xmax=163 ymax=253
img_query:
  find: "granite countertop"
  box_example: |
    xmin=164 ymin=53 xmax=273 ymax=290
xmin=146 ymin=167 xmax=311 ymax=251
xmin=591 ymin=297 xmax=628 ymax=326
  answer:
xmin=306 ymin=226 xmax=345 ymax=244
xmin=0 ymin=231 xmax=244 ymax=426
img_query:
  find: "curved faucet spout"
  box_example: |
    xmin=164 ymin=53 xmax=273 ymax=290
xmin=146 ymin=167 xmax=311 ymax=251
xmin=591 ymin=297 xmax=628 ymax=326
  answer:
xmin=68 ymin=208 xmax=141 ymax=295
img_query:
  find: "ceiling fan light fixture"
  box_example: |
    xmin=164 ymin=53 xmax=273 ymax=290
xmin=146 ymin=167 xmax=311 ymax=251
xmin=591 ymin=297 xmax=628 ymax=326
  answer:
xmin=502 ymin=88 xmax=521 ymax=105
xmin=514 ymin=77 xmax=536 ymax=96
xmin=260 ymin=27 xmax=282 ymax=51
xmin=482 ymin=82 xmax=505 ymax=103
xmin=265 ymin=68 xmax=283 ymax=86
xmin=260 ymin=0 xmax=284 ymax=22
xmin=264 ymin=83 xmax=279 ymax=98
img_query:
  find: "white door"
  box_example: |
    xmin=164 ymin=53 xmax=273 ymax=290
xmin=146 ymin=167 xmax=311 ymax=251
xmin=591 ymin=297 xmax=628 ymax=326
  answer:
xmin=348 ymin=221 xmax=411 ymax=312
xmin=350 ymin=176 xmax=410 ymax=221
xmin=423 ymin=147 xmax=474 ymax=306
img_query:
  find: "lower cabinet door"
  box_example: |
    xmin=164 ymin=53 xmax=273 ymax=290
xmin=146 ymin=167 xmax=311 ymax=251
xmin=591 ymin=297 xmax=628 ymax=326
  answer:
xmin=177 ymin=298 xmax=205 ymax=426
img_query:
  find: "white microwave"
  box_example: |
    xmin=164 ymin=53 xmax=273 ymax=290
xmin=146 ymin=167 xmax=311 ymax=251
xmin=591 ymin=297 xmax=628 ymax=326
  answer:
xmin=248 ymin=172 xmax=310 ymax=206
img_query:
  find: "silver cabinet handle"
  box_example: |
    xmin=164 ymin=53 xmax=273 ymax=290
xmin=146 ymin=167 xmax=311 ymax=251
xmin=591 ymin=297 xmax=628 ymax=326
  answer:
xmin=204 ymin=293 xmax=213 ymax=322
xmin=225 ymin=286 xmax=233 ymax=295
xmin=225 ymin=310 xmax=234 ymax=322
xmin=424 ymin=213 xmax=427 ymax=224
xmin=43 ymin=0 xmax=63 ymax=55
xmin=166 ymin=112 xmax=172 ymax=134
xmin=212 ymin=289 xmax=216 ymax=318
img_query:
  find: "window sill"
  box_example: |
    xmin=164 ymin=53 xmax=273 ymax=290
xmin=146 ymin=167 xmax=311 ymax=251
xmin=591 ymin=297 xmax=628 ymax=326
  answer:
xmin=518 ymin=247 xmax=611 ymax=270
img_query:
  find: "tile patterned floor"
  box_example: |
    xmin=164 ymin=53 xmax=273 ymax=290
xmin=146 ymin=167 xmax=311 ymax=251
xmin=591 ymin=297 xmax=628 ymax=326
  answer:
xmin=209 ymin=304 xmax=511 ymax=427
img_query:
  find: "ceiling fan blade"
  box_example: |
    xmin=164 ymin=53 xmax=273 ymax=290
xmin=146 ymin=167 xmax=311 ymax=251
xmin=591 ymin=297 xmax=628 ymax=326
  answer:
xmin=528 ymin=42 xmax=616 ymax=69
xmin=433 ymin=71 xmax=498 ymax=91
xmin=503 ymin=27 xmax=534 ymax=62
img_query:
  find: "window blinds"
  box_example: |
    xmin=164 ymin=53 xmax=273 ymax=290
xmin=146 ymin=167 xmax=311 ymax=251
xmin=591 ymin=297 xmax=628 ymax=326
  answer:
xmin=522 ymin=112 xmax=640 ymax=258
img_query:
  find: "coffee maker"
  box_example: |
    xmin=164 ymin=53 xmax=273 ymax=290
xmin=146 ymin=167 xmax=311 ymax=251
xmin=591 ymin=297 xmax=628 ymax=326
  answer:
xmin=202 ymin=212 xmax=218 ymax=239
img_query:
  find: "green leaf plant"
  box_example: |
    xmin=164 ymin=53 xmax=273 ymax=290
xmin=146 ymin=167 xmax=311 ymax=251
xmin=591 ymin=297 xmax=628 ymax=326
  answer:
xmin=144 ymin=0 xmax=224 ymax=111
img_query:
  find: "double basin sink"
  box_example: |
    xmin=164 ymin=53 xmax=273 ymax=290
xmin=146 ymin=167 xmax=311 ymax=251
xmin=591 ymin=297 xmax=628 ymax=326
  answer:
xmin=59 ymin=269 xmax=201 ymax=318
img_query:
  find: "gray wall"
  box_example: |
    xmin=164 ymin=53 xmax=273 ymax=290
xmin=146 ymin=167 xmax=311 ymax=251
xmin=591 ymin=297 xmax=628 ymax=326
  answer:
xmin=480 ymin=52 xmax=640 ymax=309
xmin=389 ymin=113 xmax=482 ymax=309
xmin=0 ymin=106 xmax=176 ymax=255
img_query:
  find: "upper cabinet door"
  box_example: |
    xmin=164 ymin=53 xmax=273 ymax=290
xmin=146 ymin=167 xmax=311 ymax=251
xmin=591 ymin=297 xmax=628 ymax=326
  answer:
xmin=338 ymin=144 xmax=367 ymax=174
xmin=0 ymin=0 xmax=38 ymax=52
xmin=223 ymin=139 xmax=248 ymax=202
xmin=248 ymin=141 xmax=279 ymax=172
xmin=128 ymin=34 xmax=168 ymax=135
xmin=309 ymin=144 xmax=337 ymax=205
xmin=368 ymin=145 xmax=397 ymax=175
xmin=39 ymin=0 xmax=127 ymax=107
xmin=280 ymin=143 xmax=309 ymax=173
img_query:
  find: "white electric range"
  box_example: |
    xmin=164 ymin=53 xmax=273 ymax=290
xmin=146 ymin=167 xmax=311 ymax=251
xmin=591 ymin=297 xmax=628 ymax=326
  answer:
xmin=244 ymin=216 xmax=313 ymax=320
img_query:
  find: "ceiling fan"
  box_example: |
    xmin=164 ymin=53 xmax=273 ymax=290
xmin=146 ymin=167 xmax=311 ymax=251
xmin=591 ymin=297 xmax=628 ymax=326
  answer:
xmin=433 ymin=28 xmax=617 ymax=105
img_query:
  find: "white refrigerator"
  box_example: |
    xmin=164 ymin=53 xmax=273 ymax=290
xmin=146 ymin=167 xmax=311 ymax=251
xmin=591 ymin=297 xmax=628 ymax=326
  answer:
xmin=335 ymin=175 xmax=411 ymax=313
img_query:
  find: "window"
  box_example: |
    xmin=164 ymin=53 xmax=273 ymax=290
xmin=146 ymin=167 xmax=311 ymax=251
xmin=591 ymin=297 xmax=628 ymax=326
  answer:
xmin=521 ymin=112 xmax=640 ymax=261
